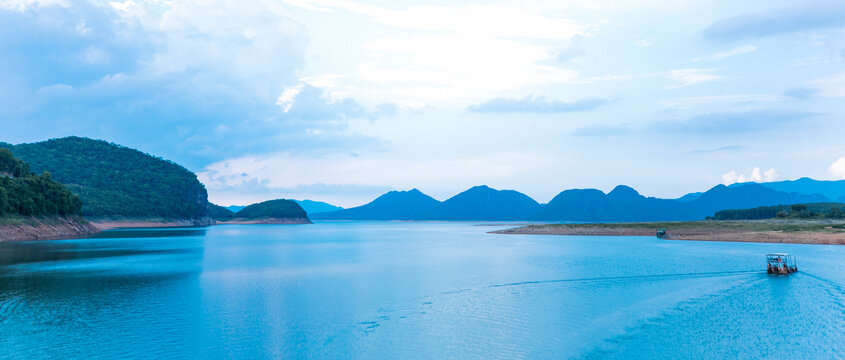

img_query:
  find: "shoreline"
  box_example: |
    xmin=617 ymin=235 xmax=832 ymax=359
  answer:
xmin=216 ymin=217 xmax=312 ymax=225
xmin=0 ymin=216 xmax=100 ymax=242
xmin=90 ymin=218 xmax=214 ymax=230
xmin=491 ymin=221 xmax=845 ymax=245
xmin=1 ymin=216 xmax=313 ymax=241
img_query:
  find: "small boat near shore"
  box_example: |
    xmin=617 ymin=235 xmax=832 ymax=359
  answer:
xmin=767 ymin=253 xmax=797 ymax=275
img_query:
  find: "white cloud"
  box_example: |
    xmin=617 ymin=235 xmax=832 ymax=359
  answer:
xmin=282 ymin=1 xmax=585 ymax=103
xmin=809 ymin=71 xmax=845 ymax=98
xmin=691 ymin=45 xmax=757 ymax=62
xmin=111 ymin=0 xmax=307 ymax=102
xmin=829 ymin=156 xmax=845 ymax=179
xmin=357 ymin=35 xmax=579 ymax=101
xmin=284 ymin=1 xmax=583 ymax=39
xmin=634 ymin=37 xmax=655 ymax=47
xmin=667 ymin=68 xmax=725 ymax=89
xmin=658 ymin=94 xmax=779 ymax=108
xmin=108 ymin=0 xmax=135 ymax=12
xmin=0 ymin=0 xmax=66 ymax=11
xmin=300 ymin=74 xmax=342 ymax=89
xmin=721 ymin=167 xmax=778 ymax=185
xmin=76 ymin=46 xmax=110 ymax=65
xmin=0 ymin=0 xmax=383 ymax=166
xmin=276 ymin=83 xmax=305 ymax=113
xmin=585 ymin=68 xmax=725 ymax=89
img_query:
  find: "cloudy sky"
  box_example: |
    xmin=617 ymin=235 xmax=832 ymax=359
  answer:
xmin=2 ymin=0 xmax=845 ymax=207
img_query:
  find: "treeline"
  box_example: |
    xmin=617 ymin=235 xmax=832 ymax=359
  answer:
xmin=0 ymin=148 xmax=81 ymax=216
xmin=711 ymin=203 xmax=845 ymax=220
xmin=4 ymin=137 xmax=209 ymax=219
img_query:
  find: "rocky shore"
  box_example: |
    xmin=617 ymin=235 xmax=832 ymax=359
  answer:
xmin=0 ymin=216 xmax=100 ymax=242
xmin=90 ymin=217 xmax=214 ymax=230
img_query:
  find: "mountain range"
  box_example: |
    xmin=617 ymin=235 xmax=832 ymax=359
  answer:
xmin=6 ymin=136 xmax=845 ymax=224
xmin=313 ymin=180 xmax=838 ymax=222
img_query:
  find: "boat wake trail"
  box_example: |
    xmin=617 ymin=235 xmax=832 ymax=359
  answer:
xmin=581 ymin=270 xmax=845 ymax=359
xmin=489 ymin=270 xmax=763 ymax=288
xmin=349 ymin=269 xmax=765 ymax=356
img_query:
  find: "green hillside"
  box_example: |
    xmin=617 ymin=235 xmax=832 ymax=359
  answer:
xmin=0 ymin=148 xmax=81 ymax=217
xmin=234 ymin=199 xmax=308 ymax=220
xmin=2 ymin=137 xmax=210 ymax=220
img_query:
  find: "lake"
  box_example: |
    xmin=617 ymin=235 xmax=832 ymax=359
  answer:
xmin=1 ymin=222 xmax=844 ymax=359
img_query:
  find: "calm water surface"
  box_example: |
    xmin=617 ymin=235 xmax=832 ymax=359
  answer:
xmin=1 ymin=222 xmax=845 ymax=359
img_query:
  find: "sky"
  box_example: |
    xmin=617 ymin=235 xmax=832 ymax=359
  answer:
xmin=2 ymin=0 xmax=845 ymax=207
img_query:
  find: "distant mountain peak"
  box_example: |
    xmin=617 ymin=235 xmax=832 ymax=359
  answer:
xmin=311 ymin=188 xmax=441 ymax=220
xmin=378 ymin=188 xmax=431 ymax=200
xmin=608 ymin=185 xmax=640 ymax=198
xmin=708 ymin=184 xmax=729 ymax=192
xmin=294 ymin=199 xmax=343 ymax=214
xmin=432 ymin=185 xmax=539 ymax=220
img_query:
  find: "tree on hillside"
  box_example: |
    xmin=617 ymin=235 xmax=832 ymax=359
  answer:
xmin=0 ymin=148 xmax=30 ymax=177
xmin=0 ymin=151 xmax=81 ymax=217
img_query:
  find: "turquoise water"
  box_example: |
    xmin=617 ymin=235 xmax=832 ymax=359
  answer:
xmin=1 ymin=222 xmax=845 ymax=359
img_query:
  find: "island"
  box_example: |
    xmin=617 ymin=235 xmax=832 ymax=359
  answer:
xmin=216 ymin=199 xmax=312 ymax=224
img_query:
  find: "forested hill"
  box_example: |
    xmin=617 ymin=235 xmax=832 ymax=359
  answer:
xmin=231 ymin=199 xmax=310 ymax=222
xmin=0 ymin=148 xmax=82 ymax=217
xmin=1 ymin=137 xmax=210 ymax=221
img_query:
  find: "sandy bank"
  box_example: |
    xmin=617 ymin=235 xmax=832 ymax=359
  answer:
xmin=491 ymin=221 xmax=845 ymax=245
xmin=217 ymin=217 xmax=312 ymax=225
xmin=0 ymin=216 xmax=100 ymax=242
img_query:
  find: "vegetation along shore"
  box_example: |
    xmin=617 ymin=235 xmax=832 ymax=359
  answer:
xmin=0 ymin=148 xmax=98 ymax=241
xmin=492 ymin=220 xmax=845 ymax=245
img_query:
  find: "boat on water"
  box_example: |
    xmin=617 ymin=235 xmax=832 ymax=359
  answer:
xmin=766 ymin=253 xmax=797 ymax=275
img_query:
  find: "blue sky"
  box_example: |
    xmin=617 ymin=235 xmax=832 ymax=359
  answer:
xmin=2 ymin=0 xmax=845 ymax=207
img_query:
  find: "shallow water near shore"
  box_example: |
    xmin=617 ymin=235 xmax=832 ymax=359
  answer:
xmin=1 ymin=222 xmax=845 ymax=359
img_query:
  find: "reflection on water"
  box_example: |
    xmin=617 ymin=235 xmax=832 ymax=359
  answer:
xmin=1 ymin=222 xmax=845 ymax=359
xmin=0 ymin=227 xmax=205 ymax=268
xmin=90 ymin=228 xmax=208 ymax=239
